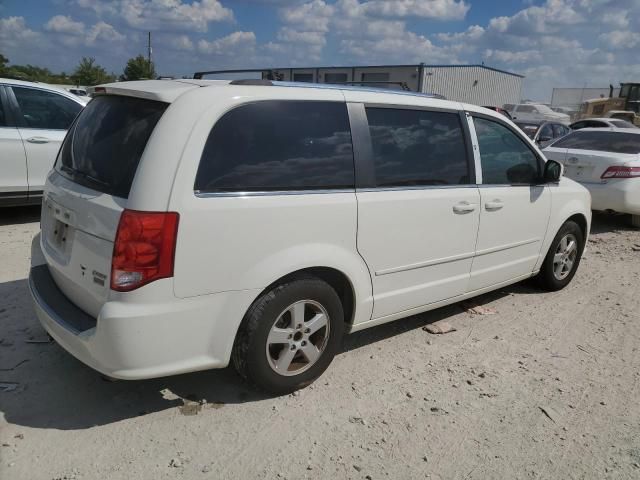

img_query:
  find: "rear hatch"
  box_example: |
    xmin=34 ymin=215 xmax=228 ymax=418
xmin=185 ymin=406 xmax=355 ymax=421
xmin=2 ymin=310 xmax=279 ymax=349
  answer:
xmin=41 ymin=95 xmax=168 ymax=317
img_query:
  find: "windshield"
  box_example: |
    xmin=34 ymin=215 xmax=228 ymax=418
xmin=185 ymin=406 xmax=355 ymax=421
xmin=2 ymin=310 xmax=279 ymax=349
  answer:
xmin=55 ymin=95 xmax=168 ymax=198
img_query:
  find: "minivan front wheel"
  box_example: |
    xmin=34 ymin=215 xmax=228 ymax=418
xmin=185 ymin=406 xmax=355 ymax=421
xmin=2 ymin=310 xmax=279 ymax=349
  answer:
xmin=537 ymin=220 xmax=584 ymax=291
xmin=232 ymin=275 xmax=344 ymax=394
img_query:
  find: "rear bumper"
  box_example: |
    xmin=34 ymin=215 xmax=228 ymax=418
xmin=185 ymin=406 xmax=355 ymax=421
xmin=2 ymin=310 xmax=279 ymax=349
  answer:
xmin=581 ymin=180 xmax=640 ymax=215
xmin=29 ymin=235 xmax=260 ymax=379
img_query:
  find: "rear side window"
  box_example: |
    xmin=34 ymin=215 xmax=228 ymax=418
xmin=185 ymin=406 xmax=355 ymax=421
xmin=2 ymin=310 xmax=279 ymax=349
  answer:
xmin=474 ymin=117 xmax=540 ymax=185
xmin=13 ymin=86 xmax=82 ymax=130
xmin=195 ymin=101 xmax=354 ymax=192
xmin=365 ymin=107 xmax=470 ymax=187
xmin=56 ymin=95 xmax=168 ymax=198
xmin=551 ymin=131 xmax=640 ymax=154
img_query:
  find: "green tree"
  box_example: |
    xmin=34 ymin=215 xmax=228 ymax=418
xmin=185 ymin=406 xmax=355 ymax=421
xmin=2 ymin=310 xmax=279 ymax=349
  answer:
xmin=0 ymin=53 xmax=8 ymax=75
xmin=71 ymin=57 xmax=115 ymax=86
xmin=121 ymin=55 xmax=155 ymax=81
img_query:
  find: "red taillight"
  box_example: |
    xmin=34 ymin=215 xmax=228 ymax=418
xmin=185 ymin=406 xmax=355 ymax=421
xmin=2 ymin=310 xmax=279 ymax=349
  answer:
xmin=110 ymin=210 xmax=179 ymax=292
xmin=601 ymin=166 xmax=640 ymax=179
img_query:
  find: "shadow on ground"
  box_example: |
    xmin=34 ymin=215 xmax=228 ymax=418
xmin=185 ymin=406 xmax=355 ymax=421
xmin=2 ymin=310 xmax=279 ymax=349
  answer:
xmin=0 ymin=205 xmax=41 ymax=227
xmin=590 ymin=212 xmax=637 ymax=234
xmin=0 ymin=276 xmax=538 ymax=431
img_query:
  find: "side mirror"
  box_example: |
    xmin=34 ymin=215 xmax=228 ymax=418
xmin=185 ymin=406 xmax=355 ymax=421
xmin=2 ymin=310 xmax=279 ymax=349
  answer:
xmin=538 ymin=135 xmax=552 ymax=143
xmin=543 ymin=159 xmax=563 ymax=183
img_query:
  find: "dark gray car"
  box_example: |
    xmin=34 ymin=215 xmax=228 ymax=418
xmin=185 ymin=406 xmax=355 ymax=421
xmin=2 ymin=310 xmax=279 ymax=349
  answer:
xmin=515 ymin=120 xmax=570 ymax=148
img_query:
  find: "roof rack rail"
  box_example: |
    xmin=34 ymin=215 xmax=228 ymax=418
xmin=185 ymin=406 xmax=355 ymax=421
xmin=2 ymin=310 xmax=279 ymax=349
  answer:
xmin=228 ymin=79 xmax=273 ymax=86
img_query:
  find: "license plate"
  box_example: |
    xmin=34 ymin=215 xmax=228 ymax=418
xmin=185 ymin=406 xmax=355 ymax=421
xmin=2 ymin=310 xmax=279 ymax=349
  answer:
xmin=43 ymin=197 xmax=76 ymax=258
xmin=51 ymin=220 xmax=69 ymax=250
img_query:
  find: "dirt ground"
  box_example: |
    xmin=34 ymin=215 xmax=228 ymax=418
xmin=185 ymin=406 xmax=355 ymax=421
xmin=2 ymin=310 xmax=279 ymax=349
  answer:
xmin=1 ymin=206 xmax=639 ymax=480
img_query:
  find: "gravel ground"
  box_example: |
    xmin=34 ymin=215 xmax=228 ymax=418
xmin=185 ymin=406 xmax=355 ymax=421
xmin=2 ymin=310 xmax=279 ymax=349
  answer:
xmin=1 ymin=206 xmax=639 ymax=480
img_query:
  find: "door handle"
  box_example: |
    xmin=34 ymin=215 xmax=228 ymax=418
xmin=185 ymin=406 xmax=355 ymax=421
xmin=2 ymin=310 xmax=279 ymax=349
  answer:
xmin=26 ymin=136 xmax=50 ymax=144
xmin=453 ymin=202 xmax=477 ymax=214
xmin=485 ymin=200 xmax=504 ymax=211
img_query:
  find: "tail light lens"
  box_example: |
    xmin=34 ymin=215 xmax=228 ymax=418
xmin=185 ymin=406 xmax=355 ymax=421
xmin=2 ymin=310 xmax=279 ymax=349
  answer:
xmin=601 ymin=166 xmax=640 ymax=179
xmin=111 ymin=210 xmax=179 ymax=292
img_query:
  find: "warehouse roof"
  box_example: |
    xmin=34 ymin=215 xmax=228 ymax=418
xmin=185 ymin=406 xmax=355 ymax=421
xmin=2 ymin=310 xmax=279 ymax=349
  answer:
xmin=194 ymin=64 xmax=525 ymax=80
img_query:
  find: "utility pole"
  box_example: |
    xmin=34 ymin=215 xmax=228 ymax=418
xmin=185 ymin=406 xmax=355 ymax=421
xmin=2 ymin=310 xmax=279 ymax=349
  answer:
xmin=147 ymin=31 xmax=152 ymax=68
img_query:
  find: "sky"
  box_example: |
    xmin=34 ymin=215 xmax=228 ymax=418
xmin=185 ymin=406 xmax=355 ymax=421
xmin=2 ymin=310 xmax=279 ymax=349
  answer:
xmin=1 ymin=0 xmax=639 ymax=100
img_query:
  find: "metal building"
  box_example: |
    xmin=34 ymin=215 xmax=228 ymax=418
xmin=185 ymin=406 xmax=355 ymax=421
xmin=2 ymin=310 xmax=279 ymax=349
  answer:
xmin=194 ymin=64 xmax=524 ymax=107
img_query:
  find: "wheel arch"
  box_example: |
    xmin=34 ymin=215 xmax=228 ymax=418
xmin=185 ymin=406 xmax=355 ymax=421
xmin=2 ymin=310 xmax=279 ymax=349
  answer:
xmin=248 ymin=266 xmax=361 ymax=327
xmin=534 ymin=204 xmax=591 ymax=272
xmin=566 ymin=213 xmax=589 ymax=248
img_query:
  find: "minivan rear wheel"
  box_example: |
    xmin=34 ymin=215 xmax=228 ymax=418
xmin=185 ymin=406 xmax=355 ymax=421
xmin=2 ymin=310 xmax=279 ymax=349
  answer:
xmin=232 ymin=275 xmax=344 ymax=394
xmin=537 ymin=220 xmax=584 ymax=291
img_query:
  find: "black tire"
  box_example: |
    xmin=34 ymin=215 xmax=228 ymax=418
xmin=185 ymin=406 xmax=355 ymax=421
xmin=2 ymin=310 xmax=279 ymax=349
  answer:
xmin=537 ymin=220 xmax=584 ymax=291
xmin=232 ymin=275 xmax=344 ymax=394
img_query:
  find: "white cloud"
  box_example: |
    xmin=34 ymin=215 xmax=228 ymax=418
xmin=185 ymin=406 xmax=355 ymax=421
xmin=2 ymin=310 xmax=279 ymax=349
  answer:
xmin=599 ymin=30 xmax=640 ymax=49
xmin=197 ymin=31 xmax=256 ymax=55
xmin=44 ymin=15 xmax=86 ymax=35
xmin=360 ymin=0 xmax=470 ymax=20
xmin=277 ymin=27 xmax=326 ymax=46
xmin=484 ymin=49 xmax=542 ymax=64
xmin=74 ymin=0 xmax=234 ymax=32
xmin=270 ymin=0 xmax=335 ymax=62
xmin=166 ymin=34 xmax=195 ymax=51
xmin=602 ymin=11 xmax=629 ymax=29
xmin=86 ymin=21 xmax=126 ymax=45
xmin=280 ymin=0 xmax=334 ymax=32
xmin=0 ymin=16 xmax=41 ymax=49
xmin=436 ymin=25 xmax=484 ymax=42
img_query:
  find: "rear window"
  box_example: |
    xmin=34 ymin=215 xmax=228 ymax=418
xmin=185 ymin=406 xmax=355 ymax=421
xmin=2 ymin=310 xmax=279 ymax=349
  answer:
xmin=550 ymin=131 xmax=640 ymax=154
xmin=610 ymin=120 xmax=636 ymax=128
xmin=56 ymin=95 xmax=168 ymax=198
xmin=194 ymin=101 xmax=354 ymax=193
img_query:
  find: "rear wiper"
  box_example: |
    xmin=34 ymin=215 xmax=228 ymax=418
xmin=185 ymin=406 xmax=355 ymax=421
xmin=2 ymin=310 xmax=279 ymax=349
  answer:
xmin=61 ymin=166 xmax=111 ymax=190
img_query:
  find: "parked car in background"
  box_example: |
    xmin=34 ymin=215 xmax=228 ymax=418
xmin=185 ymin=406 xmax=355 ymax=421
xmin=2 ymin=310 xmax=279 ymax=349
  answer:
xmin=66 ymin=87 xmax=88 ymax=98
xmin=570 ymin=118 xmax=637 ymax=130
xmin=29 ymin=79 xmax=591 ymax=394
xmin=551 ymin=106 xmax=575 ymax=116
xmin=515 ymin=120 xmax=570 ymax=148
xmin=543 ymin=128 xmax=640 ymax=227
xmin=1 ymin=78 xmax=86 ymax=206
xmin=482 ymin=106 xmax=512 ymax=119
xmin=509 ymin=103 xmax=570 ymax=124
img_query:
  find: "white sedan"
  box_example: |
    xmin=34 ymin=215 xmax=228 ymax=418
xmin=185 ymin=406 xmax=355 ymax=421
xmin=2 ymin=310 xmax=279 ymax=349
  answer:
xmin=1 ymin=78 xmax=86 ymax=206
xmin=570 ymin=118 xmax=637 ymax=130
xmin=543 ymin=128 xmax=640 ymax=227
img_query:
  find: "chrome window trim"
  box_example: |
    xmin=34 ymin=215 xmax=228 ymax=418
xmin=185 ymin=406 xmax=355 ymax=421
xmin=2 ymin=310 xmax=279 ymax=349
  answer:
xmin=362 ymin=102 xmax=460 ymax=115
xmin=195 ymin=188 xmax=356 ymax=198
xmin=357 ymin=184 xmax=479 ymax=193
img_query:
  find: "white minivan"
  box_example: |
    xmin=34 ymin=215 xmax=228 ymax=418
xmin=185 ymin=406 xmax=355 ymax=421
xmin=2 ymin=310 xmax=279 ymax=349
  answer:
xmin=29 ymin=80 xmax=591 ymax=393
